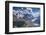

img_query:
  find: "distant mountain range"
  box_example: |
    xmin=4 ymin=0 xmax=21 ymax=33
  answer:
xmin=13 ymin=7 xmax=40 ymax=26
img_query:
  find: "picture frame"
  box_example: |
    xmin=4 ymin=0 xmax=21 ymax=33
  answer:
xmin=5 ymin=1 xmax=45 ymax=34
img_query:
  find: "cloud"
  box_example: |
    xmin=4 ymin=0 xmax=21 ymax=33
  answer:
xmin=32 ymin=11 xmax=40 ymax=17
xmin=32 ymin=18 xmax=37 ymax=22
xmin=13 ymin=7 xmax=40 ymax=18
xmin=33 ymin=23 xmax=39 ymax=26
